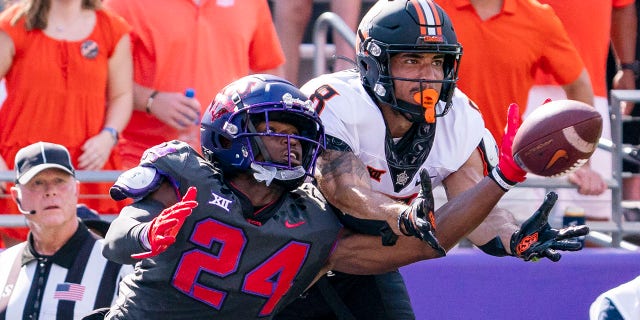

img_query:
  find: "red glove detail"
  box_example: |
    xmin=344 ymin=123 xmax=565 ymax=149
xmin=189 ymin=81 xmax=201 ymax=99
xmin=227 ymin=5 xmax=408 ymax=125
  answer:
xmin=497 ymin=103 xmax=527 ymax=183
xmin=131 ymin=186 xmax=198 ymax=259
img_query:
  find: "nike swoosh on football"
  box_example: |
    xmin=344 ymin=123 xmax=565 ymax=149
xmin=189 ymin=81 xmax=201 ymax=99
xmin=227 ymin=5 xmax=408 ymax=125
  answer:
xmin=285 ymin=220 xmax=306 ymax=228
xmin=545 ymin=149 xmax=569 ymax=170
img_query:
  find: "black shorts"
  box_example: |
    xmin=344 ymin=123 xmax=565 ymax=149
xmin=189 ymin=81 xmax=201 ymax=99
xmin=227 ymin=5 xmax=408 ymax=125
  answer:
xmin=275 ymin=270 xmax=415 ymax=320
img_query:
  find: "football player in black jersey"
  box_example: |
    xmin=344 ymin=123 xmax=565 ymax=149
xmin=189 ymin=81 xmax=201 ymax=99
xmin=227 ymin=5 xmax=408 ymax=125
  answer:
xmin=97 ymin=74 xmax=433 ymax=319
xmin=97 ymin=74 xmax=585 ymax=319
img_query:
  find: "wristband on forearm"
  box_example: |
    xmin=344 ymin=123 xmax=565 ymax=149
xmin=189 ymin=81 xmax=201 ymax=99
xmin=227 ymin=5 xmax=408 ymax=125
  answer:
xmin=488 ymin=167 xmax=517 ymax=192
xmin=146 ymin=90 xmax=159 ymax=114
xmin=137 ymin=223 xmax=151 ymax=251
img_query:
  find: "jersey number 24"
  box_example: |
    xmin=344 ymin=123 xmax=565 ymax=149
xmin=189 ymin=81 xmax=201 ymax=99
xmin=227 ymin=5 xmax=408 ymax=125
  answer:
xmin=171 ymin=218 xmax=310 ymax=317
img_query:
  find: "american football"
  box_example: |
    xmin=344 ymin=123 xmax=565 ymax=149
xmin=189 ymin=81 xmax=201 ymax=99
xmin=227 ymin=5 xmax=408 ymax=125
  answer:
xmin=512 ymin=99 xmax=603 ymax=177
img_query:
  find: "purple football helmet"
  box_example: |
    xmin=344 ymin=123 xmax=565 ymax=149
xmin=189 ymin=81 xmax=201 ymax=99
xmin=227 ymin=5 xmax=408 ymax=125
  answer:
xmin=201 ymin=74 xmax=325 ymax=189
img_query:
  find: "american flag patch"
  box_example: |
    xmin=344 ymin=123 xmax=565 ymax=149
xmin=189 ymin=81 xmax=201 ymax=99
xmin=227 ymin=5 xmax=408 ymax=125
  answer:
xmin=53 ymin=283 xmax=85 ymax=301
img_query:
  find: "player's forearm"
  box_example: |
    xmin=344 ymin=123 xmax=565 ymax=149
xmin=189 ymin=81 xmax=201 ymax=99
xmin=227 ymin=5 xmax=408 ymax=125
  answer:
xmin=330 ymin=230 xmax=441 ymax=275
xmin=440 ymin=149 xmax=517 ymax=249
xmin=103 ymin=191 xmax=176 ymax=264
xmin=466 ymin=206 xmax=519 ymax=252
xmin=324 ymin=181 xmax=406 ymax=231
xmin=103 ymin=214 xmax=148 ymax=265
xmin=434 ymin=177 xmax=507 ymax=250
xmin=315 ymin=149 xmax=406 ymax=233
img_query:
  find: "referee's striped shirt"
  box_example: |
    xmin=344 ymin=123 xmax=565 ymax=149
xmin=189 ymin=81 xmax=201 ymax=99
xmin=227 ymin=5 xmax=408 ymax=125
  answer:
xmin=0 ymin=222 xmax=134 ymax=320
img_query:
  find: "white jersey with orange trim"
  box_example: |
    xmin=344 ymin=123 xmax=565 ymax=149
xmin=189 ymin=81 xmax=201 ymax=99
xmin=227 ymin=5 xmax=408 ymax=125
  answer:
xmin=302 ymin=70 xmax=485 ymax=200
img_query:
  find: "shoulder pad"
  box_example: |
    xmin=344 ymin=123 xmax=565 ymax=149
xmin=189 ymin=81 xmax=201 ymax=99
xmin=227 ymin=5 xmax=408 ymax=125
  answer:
xmin=140 ymin=140 xmax=189 ymax=165
xmin=110 ymin=166 xmax=164 ymax=201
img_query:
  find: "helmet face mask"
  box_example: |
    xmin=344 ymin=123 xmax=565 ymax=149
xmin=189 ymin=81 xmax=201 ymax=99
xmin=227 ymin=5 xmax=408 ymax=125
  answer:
xmin=201 ymin=75 xmax=325 ymax=190
xmin=357 ymin=0 xmax=462 ymax=123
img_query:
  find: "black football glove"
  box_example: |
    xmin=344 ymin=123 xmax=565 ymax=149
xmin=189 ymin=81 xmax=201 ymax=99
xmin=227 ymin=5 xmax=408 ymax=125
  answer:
xmin=398 ymin=169 xmax=446 ymax=256
xmin=510 ymin=191 xmax=589 ymax=262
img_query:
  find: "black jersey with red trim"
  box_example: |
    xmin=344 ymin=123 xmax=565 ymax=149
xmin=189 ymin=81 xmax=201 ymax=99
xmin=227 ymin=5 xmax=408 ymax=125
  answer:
xmin=107 ymin=141 xmax=343 ymax=319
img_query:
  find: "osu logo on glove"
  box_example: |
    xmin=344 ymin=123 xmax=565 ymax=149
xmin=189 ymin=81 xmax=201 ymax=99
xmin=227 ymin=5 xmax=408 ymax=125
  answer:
xmin=514 ymin=233 xmax=538 ymax=256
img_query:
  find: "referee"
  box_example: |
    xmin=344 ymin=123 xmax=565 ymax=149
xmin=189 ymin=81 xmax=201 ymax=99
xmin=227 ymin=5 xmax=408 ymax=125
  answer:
xmin=0 ymin=142 xmax=133 ymax=320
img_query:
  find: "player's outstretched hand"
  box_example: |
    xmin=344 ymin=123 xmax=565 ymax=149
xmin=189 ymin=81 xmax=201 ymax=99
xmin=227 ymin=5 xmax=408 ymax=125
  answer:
xmin=132 ymin=187 xmax=198 ymax=259
xmin=398 ymin=169 xmax=446 ymax=256
xmin=510 ymin=192 xmax=589 ymax=262
xmin=489 ymin=103 xmax=527 ymax=191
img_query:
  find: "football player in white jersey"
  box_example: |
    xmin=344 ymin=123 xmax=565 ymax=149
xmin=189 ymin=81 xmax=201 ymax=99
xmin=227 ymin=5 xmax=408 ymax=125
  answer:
xmin=276 ymin=1 xmax=590 ymax=319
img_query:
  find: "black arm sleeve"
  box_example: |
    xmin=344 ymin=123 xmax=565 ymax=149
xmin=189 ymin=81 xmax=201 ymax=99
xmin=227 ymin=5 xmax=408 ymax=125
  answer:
xmin=477 ymin=236 xmax=510 ymax=257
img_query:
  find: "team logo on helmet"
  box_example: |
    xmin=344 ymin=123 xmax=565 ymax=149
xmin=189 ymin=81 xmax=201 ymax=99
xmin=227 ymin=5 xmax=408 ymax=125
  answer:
xmin=419 ymin=35 xmax=443 ymax=43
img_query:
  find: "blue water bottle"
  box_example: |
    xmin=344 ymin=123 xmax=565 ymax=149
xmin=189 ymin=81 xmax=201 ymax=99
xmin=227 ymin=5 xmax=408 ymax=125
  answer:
xmin=179 ymin=88 xmax=199 ymax=144
xmin=185 ymin=88 xmax=195 ymax=99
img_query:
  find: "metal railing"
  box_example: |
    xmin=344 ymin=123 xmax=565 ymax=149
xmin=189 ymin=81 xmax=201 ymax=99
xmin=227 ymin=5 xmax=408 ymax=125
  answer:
xmin=607 ymin=90 xmax=640 ymax=246
xmin=312 ymin=12 xmax=357 ymax=77
xmin=0 ymin=170 xmax=123 ymax=226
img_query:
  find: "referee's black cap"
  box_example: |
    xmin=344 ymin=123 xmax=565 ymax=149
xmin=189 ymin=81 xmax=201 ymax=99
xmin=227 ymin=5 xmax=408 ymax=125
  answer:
xmin=15 ymin=142 xmax=75 ymax=184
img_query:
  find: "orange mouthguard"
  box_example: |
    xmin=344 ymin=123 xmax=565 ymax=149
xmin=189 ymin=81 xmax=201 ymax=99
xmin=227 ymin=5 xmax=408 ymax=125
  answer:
xmin=413 ymin=88 xmax=438 ymax=123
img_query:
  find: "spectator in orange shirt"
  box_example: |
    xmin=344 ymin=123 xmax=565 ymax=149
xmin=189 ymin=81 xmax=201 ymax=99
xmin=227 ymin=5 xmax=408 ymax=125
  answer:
xmin=435 ymin=0 xmax=606 ymax=221
xmin=0 ymin=0 xmax=133 ymax=248
xmin=103 ymin=0 xmax=285 ymax=169
xmin=526 ymin=0 xmax=637 ymax=222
